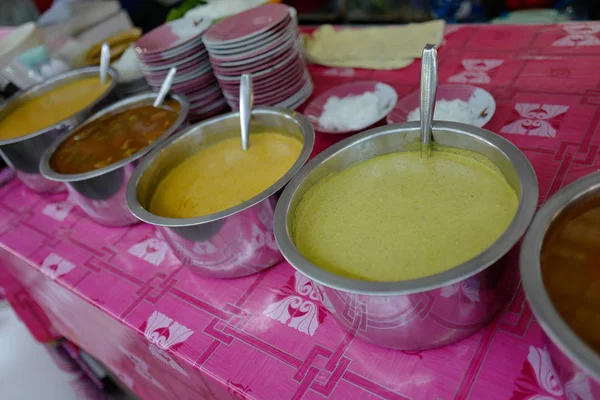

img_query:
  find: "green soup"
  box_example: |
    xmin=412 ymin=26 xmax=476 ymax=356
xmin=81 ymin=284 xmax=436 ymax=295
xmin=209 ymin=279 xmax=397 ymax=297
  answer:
xmin=292 ymin=148 xmax=518 ymax=282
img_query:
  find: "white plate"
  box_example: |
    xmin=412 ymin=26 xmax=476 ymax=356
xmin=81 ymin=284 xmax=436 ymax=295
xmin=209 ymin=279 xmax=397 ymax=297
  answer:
xmin=387 ymin=84 xmax=496 ymax=128
xmin=305 ymin=81 xmax=398 ymax=134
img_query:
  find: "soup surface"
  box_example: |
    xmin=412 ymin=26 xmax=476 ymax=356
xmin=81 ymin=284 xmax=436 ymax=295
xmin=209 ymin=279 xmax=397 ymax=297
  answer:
xmin=150 ymin=132 xmax=303 ymax=218
xmin=293 ymin=148 xmax=518 ymax=282
xmin=0 ymin=77 xmax=111 ymax=140
xmin=541 ymin=197 xmax=600 ymax=354
xmin=51 ymin=99 xmax=180 ymax=174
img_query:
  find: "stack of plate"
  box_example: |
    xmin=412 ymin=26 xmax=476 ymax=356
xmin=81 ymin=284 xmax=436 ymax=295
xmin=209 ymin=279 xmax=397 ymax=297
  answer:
xmin=134 ymin=17 xmax=227 ymax=120
xmin=202 ymin=4 xmax=312 ymax=110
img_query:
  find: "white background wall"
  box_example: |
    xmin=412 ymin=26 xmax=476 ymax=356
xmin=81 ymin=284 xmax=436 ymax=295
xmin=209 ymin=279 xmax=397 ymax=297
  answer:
xmin=0 ymin=302 xmax=79 ymax=400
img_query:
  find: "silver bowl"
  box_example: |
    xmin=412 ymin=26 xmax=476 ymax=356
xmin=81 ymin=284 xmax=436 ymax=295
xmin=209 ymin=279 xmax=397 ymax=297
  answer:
xmin=126 ymin=107 xmax=315 ymax=279
xmin=521 ymin=172 xmax=600 ymax=394
xmin=39 ymin=92 xmax=189 ymax=226
xmin=274 ymin=121 xmax=539 ymax=350
xmin=0 ymin=67 xmax=118 ymax=193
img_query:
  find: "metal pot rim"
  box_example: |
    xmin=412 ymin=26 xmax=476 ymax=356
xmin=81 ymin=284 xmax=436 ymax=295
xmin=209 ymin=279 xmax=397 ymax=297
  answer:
xmin=126 ymin=106 xmax=315 ymax=227
xmin=0 ymin=67 xmax=119 ymax=146
xmin=38 ymin=92 xmax=190 ymax=182
xmin=520 ymin=171 xmax=600 ymax=382
xmin=274 ymin=121 xmax=539 ymax=296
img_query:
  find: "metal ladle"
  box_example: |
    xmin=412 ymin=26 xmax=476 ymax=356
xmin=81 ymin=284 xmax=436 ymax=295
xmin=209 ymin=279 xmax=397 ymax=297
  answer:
xmin=420 ymin=44 xmax=438 ymax=159
xmin=99 ymin=42 xmax=110 ymax=84
xmin=239 ymin=73 xmax=253 ymax=151
xmin=154 ymin=67 xmax=176 ymax=109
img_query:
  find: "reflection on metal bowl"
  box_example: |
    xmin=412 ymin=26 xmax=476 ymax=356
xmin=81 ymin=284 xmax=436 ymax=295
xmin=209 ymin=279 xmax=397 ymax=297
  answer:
xmin=521 ymin=172 xmax=600 ymax=396
xmin=0 ymin=67 xmax=118 ymax=193
xmin=274 ymin=121 xmax=539 ymax=350
xmin=39 ymin=92 xmax=189 ymax=226
xmin=126 ymin=107 xmax=315 ymax=279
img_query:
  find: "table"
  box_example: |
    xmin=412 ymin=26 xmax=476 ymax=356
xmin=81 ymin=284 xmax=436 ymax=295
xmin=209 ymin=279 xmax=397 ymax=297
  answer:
xmin=2 ymin=22 xmax=600 ymax=400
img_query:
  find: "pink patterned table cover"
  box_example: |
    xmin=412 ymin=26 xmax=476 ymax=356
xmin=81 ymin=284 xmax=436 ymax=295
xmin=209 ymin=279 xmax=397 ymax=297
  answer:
xmin=2 ymin=22 xmax=600 ymax=400
xmin=0 ymin=253 xmax=60 ymax=343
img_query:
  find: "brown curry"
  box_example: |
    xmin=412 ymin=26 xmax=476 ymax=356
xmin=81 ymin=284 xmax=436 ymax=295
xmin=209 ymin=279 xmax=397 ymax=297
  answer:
xmin=541 ymin=195 xmax=600 ymax=354
xmin=51 ymin=99 xmax=180 ymax=174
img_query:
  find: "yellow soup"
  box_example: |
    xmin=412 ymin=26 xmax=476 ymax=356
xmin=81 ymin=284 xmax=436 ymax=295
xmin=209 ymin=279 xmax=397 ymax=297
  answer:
xmin=0 ymin=77 xmax=111 ymax=140
xmin=292 ymin=148 xmax=518 ymax=282
xmin=150 ymin=132 xmax=303 ymax=218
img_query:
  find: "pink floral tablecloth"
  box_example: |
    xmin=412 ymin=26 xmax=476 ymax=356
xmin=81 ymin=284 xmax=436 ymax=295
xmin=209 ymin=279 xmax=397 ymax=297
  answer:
xmin=2 ymin=22 xmax=600 ymax=400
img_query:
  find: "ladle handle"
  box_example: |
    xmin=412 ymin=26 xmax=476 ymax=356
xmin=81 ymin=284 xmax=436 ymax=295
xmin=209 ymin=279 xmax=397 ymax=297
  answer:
xmin=100 ymin=42 xmax=110 ymax=84
xmin=154 ymin=67 xmax=176 ymax=108
xmin=420 ymin=44 xmax=438 ymax=159
xmin=240 ymin=73 xmax=253 ymax=151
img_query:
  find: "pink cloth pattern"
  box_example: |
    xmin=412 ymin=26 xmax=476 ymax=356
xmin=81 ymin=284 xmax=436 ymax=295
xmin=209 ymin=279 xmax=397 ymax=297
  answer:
xmin=2 ymin=23 xmax=600 ymax=399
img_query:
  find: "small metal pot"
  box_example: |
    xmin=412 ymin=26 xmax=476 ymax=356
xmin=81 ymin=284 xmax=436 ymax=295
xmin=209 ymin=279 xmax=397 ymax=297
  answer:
xmin=39 ymin=92 xmax=189 ymax=226
xmin=0 ymin=67 xmax=118 ymax=193
xmin=274 ymin=121 xmax=539 ymax=350
xmin=126 ymin=107 xmax=315 ymax=279
xmin=521 ymin=172 xmax=600 ymax=395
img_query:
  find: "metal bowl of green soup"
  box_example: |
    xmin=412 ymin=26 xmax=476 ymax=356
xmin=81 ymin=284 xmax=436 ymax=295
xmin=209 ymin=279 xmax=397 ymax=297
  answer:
xmin=274 ymin=121 xmax=538 ymax=350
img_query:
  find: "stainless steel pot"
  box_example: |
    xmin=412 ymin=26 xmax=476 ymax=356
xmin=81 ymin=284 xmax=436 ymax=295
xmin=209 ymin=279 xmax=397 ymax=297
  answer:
xmin=274 ymin=121 xmax=539 ymax=350
xmin=0 ymin=67 xmax=118 ymax=193
xmin=39 ymin=92 xmax=189 ymax=226
xmin=126 ymin=107 xmax=315 ymax=279
xmin=521 ymin=171 xmax=600 ymax=395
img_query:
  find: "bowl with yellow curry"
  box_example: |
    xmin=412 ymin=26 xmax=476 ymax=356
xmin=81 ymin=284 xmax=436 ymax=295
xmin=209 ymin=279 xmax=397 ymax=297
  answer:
xmin=0 ymin=67 xmax=118 ymax=193
xmin=126 ymin=107 xmax=314 ymax=279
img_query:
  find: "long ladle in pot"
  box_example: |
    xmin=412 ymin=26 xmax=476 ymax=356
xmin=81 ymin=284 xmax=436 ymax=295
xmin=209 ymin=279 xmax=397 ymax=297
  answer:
xmin=420 ymin=44 xmax=438 ymax=159
xmin=239 ymin=73 xmax=253 ymax=151
xmin=99 ymin=42 xmax=110 ymax=84
xmin=154 ymin=67 xmax=176 ymax=108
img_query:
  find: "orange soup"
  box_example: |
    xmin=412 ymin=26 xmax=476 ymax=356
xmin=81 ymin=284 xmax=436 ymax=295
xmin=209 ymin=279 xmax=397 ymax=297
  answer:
xmin=0 ymin=77 xmax=111 ymax=140
xmin=150 ymin=133 xmax=303 ymax=218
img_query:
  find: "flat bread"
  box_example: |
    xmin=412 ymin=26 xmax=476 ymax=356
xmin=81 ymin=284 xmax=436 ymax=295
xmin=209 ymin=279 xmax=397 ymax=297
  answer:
xmin=305 ymin=20 xmax=445 ymax=70
xmin=84 ymin=28 xmax=142 ymax=66
xmin=308 ymin=55 xmax=414 ymax=70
